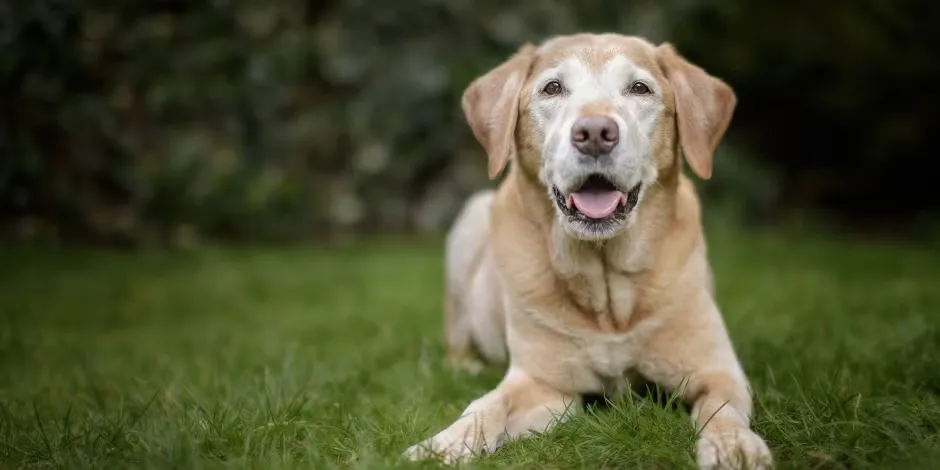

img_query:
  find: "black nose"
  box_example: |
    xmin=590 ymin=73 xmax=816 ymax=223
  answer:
xmin=571 ymin=115 xmax=619 ymax=157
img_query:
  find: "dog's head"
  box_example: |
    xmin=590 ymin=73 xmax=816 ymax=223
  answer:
xmin=462 ymin=34 xmax=736 ymax=241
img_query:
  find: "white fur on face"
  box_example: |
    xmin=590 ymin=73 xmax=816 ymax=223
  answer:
xmin=528 ymin=48 xmax=665 ymax=238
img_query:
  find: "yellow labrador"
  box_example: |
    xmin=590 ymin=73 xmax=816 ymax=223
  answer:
xmin=405 ymin=33 xmax=773 ymax=470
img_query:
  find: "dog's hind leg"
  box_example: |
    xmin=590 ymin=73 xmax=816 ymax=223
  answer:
xmin=441 ymin=190 xmax=499 ymax=374
xmin=444 ymin=287 xmax=485 ymax=374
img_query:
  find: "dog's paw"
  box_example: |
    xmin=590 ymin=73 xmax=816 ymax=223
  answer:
xmin=402 ymin=435 xmax=475 ymax=465
xmin=402 ymin=414 xmax=499 ymax=465
xmin=696 ymin=428 xmax=772 ymax=470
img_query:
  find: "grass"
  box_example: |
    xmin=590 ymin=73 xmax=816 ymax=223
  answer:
xmin=1 ymin=227 xmax=939 ymax=469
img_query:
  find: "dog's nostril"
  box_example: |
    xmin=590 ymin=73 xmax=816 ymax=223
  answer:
xmin=571 ymin=115 xmax=620 ymax=156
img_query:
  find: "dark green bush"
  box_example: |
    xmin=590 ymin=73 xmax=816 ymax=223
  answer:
xmin=665 ymin=0 xmax=939 ymax=230
xmin=1 ymin=0 xmax=934 ymax=245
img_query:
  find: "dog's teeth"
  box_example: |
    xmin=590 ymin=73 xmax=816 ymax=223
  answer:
xmin=618 ymin=193 xmax=627 ymax=207
xmin=567 ymin=195 xmax=574 ymax=209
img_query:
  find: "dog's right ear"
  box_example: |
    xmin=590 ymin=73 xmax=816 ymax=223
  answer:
xmin=462 ymin=43 xmax=537 ymax=179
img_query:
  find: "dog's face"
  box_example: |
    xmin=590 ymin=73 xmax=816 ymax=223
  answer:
xmin=463 ymin=34 xmax=736 ymax=241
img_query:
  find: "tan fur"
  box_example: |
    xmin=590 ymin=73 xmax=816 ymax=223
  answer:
xmin=405 ymin=34 xmax=772 ymax=470
xmin=462 ymin=44 xmax=538 ymax=178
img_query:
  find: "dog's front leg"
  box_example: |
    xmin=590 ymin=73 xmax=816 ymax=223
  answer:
xmin=637 ymin=303 xmax=773 ymax=469
xmin=403 ymin=367 xmax=578 ymax=464
xmin=683 ymin=368 xmax=772 ymax=470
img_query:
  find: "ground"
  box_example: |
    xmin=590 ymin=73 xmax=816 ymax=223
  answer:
xmin=1 ymin=227 xmax=939 ymax=469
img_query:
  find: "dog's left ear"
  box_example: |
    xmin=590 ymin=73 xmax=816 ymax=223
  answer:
xmin=656 ymin=43 xmax=736 ymax=180
xmin=462 ymin=43 xmax=537 ymax=179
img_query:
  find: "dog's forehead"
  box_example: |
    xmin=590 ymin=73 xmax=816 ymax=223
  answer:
xmin=532 ymin=34 xmax=660 ymax=77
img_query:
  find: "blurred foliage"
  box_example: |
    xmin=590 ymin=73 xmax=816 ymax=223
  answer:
xmin=665 ymin=0 xmax=940 ymax=230
xmin=0 ymin=0 xmax=935 ymax=245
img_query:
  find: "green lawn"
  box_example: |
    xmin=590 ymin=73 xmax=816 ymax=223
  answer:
xmin=1 ymin=228 xmax=939 ymax=469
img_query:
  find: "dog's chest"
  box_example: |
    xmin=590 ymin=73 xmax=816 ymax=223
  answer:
xmin=572 ymin=316 xmax=661 ymax=390
xmin=553 ymin=234 xmax=652 ymax=333
xmin=564 ymin=265 xmax=642 ymax=333
xmin=547 ymin=235 xmax=658 ymax=383
xmin=567 ymin=274 xmax=654 ymax=379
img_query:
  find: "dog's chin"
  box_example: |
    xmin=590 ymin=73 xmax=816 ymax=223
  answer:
xmin=559 ymin=212 xmax=630 ymax=241
xmin=550 ymin=173 xmax=642 ymax=242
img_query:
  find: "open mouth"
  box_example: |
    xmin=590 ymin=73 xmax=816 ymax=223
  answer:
xmin=552 ymin=174 xmax=642 ymax=222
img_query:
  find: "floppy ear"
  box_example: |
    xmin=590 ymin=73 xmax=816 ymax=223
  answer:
xmin=462 ymin=43 xmax=537 ymax=179
xmin=656 ymin=43 xmax=737 ymax=180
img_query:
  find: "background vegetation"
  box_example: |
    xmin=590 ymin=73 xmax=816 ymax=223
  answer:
xmin=3 ymin=0 xmax=937 ymax=246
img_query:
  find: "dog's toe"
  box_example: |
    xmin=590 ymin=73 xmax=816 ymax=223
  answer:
xmin=402 ymin=438 xmax=474 ymax=465
xmin=696 ymin=428 xmax=772 ymax=470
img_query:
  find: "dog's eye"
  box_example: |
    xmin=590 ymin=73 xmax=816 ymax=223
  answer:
xmin=542 ymin=80 xmax=563 ymax=96
xmin=628 ymin=81 xmax=652 ymax=95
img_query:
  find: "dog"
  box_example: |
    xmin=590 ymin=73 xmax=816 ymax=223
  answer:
xmin=404 ymin=33 xmax=773 ymax=470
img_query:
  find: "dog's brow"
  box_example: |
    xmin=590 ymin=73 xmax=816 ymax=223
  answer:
xmin=541 ymin=55 xmax=575 ymax=73
xmin=602 ymin=55 xmax=658 ymax=89
xmin=531 ymin=57 xmax=578 ymax=86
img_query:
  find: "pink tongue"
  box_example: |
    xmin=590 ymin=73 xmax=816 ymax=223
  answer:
xmin=570 ymin=190 xmax=625 ymax=219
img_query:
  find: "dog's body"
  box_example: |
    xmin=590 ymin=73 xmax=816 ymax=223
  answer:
xmin=407 ymin=34 xmax=772 ymax=469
